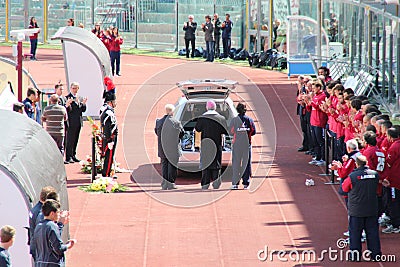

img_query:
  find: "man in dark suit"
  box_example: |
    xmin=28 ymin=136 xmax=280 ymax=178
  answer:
xmin=195 ymin=100 xmax=228 ymax=189
xmin=155 ymin=104 xmax=184 ymax=190
xmin=65 ymin=82 xmax=87 ymax=163
xmin=183 ymin=15 xmax=197 ymax=58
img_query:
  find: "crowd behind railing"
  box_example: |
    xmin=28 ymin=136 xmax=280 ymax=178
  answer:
xmin=295 ymin=66 xmax=400 ymax=258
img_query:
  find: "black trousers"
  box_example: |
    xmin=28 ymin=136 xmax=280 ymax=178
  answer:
xmin=222 ymin=37 xmax=231 ymax=58
xmin=386 ymin=188 xmax=400 ymax=228
xmin=161 ymin=157 xmax=178 ymax=188
xmin=30 ymin=39 xmax=38 ymax=59
xmin=201 ymin=168 xmax=221 ymax=188
xmin=311 ymin=125 xmax=325 ymax=161
xmin=299 ymin=113 xmax=310 ymax=150
xmin=185 ymin=38 xmax=195 ymax=57
xmin=66 ymin=125 xmax=81 ymax=160
xmin=214 ymin=34 xmax=221 ymax=57
xmin=110 ymin=51 xmax=121 ymax=75
xmin=102 ymin=138 xmax=117 ymax=177
xmin=349 ymin=216 xmax=381 ymax=260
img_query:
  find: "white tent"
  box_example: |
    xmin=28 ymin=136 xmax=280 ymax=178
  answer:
xmin=0 ymin=109 xmax=69 ymax=267
xmin=52 ymin=26 xmax=112 ymax=118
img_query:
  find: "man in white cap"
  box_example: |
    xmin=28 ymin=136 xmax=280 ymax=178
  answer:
xmin=195 ymin=100 xmax=228 ymax=189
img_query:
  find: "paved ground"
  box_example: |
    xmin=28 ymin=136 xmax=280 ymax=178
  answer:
xmin=1 ymin=47 xmax=399 ymax=266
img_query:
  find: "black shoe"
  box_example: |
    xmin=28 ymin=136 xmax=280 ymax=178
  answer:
xmin=64 ymin=160 xmax=70 ymax=164
xmin=298 ymin=147 xmax=308 ymax=152
xmin=304 ymin=151 xmax=313 ymax=155
xmin=116 ymin=73 xmax=121 ymax=76
xmin=201 ymin=185 xmax=209 ymax=190
xmin=72 ymin=157 xmax=80 ymax=162
xmin=186 ymin=55 xmax=189 ymax=58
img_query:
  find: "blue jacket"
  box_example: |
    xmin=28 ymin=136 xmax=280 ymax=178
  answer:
xmin=31 ymin=219 xmax=68 ymax=266
xmin=222 ymin=20 xmax=233 ymax=39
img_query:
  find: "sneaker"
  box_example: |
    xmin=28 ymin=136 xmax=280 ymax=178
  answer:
xmin=379 ymin=214 xmax=391 ymax=226
xmin=343 ymin=230 xmax=349 ymax=237
xmin=382 ymin=225 xmax=400 ymax=234
xmin=230 ymin=185 xmax=239 ymax=190
xmin=308 ymin=159 xmax=318 ymax=165
xmin=243 ymin=185 xmax=249 ymax=190
xmin=362 ymin=230 xmax=366 ymax=238
xmin=361 ymin=237 xmax=366 ymax=243
xmin=316 ymin=160 xmax=326 ymax=166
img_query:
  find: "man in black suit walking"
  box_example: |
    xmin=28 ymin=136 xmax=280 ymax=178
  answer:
xmin=195 ymin=100 xmax=228 ymax=189
xmin=65 ymin=82 xmax=87 ymax=163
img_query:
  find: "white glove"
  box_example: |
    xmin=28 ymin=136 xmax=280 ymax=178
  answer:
xmin=107 ymin=142 xmax=114 ymax=150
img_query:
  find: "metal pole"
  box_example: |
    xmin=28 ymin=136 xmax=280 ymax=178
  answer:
xmin=175 ymin=0 xmax=179 ymax=52
xmin=91 ymin=0 xmax=95 ymax=27
xmin=320 ymin=128 xmax=330 ymax=177
xmin=317 ymin=0 xmax=322 ymax=65
xmin=91 ymin=136 xmax=97 ymax=182
xmin=368 ymin=10 xmax=372 ymax=67
xmin=350 ymin=12 xmax=356 ymax=66
xmin=43 ymin=0 xmax=48 ymax=43
xmin=256 ymin=0 xmax=261 ymax=52
xmin=269 ymin=0 xmax=273 ymax=49
xmin=5 ymin=0 xmax=9 ymax=42
xmin=375 ymin=17 xmax=380 ymax=90
xmin=382 ymin=13 xmax=387 ymax=98
xmin=397 ymin=34 xmax=400 ymax=110
xmin=17 ymin=41 xmax=23 ymax=102
xmin=389 ymin=33 xmax=393 ymax=102
xmin=135 ymin=0 xmax=138 ymax=48
xmin=358 ymin=9 xmax=363 ymax=69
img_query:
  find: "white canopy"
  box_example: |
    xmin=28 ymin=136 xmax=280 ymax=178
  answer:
xmin=0 ymin=109 xmax=69 ymax=267
xmin=52 ymin=26 xmax=112 ymax=117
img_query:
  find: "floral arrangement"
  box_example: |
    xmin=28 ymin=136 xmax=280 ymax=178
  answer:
xmin=81 ymin=116 xmax=103 ymax=174
xmin=78 ymin=177 xmax=128 ymax=193
xmin=79 ymin=155 xmax=103 ymax=174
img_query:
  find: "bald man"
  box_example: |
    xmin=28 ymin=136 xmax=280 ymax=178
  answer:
xmin=42 ymin=94 xmax=67 ymax=154
xmin=195 ymin=100 xmax=228 ymax=189
xmin=155 ymin=104 xmax=184 ymax=190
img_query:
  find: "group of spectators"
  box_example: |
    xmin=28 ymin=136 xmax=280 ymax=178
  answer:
xmin=0 ymin=186 xmax=76 ymax=266
xmin=91 ymin=23 xmax=124 ymax=76
xmin=183 ymin=13 xmax=233 ymax=61
xmin=14 ymin=81 xmax=87 ymax=165
xmin=295 ymin=67 xmax=400 ymax=260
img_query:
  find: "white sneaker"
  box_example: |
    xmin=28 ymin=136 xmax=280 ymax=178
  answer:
xmin=382 ymin=225 xmax=400 ymax=234
xmin=316 ymin=160 xmax=326 ymax=166
xmin=378 ymin=214 xmax=391 ymax=226
xmin=362 ymin=230 xmax=366 ymax=238
xmin=343 ymin=231 xmax=349 ymax=237
xmin=308 ymin=159 xmax=318 ymax=165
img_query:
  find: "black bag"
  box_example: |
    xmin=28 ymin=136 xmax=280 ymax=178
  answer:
xmin=195 ymin=47 xmax=204 ymax=57
xmin=178 ymin=48 xmax=186 ymax=56
xmin=234 ymin=49 xmax=249 ymax=60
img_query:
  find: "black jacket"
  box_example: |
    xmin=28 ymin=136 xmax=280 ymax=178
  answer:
xmin=347 ymin=167 xmax=379 ymax=217
xmin=183 ymin=21 xmax=197 ymax=40
xmin=155 ymin=115 xmax=184 ymax=160
xmin=195 ymin=110 xmax=228 ymax=169
xmin=66 ymin=93 xmax=86 ymax=127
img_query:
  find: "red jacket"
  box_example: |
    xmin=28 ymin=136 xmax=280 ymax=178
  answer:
xmin=29 ymin=24 xmax=40 ymax=40
xmin=110 ymin=35 xmax=123 ymax=52
xmin=362 ymin=145 xmax=385 ymax=196
xmin=337 ymin=151 xmax=361 ymax=179
xmin=327 ymin=95 xmax=338 ymax=133
xmin=385 ymin=139 xmax=400 ymax=190
xmin=101 ymin=35 xmax=112 ymax=51
xmin=333 ymin=103 xmax=348 ymax=138
xmin=310 ymin=90 xmax=328 ymax=128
